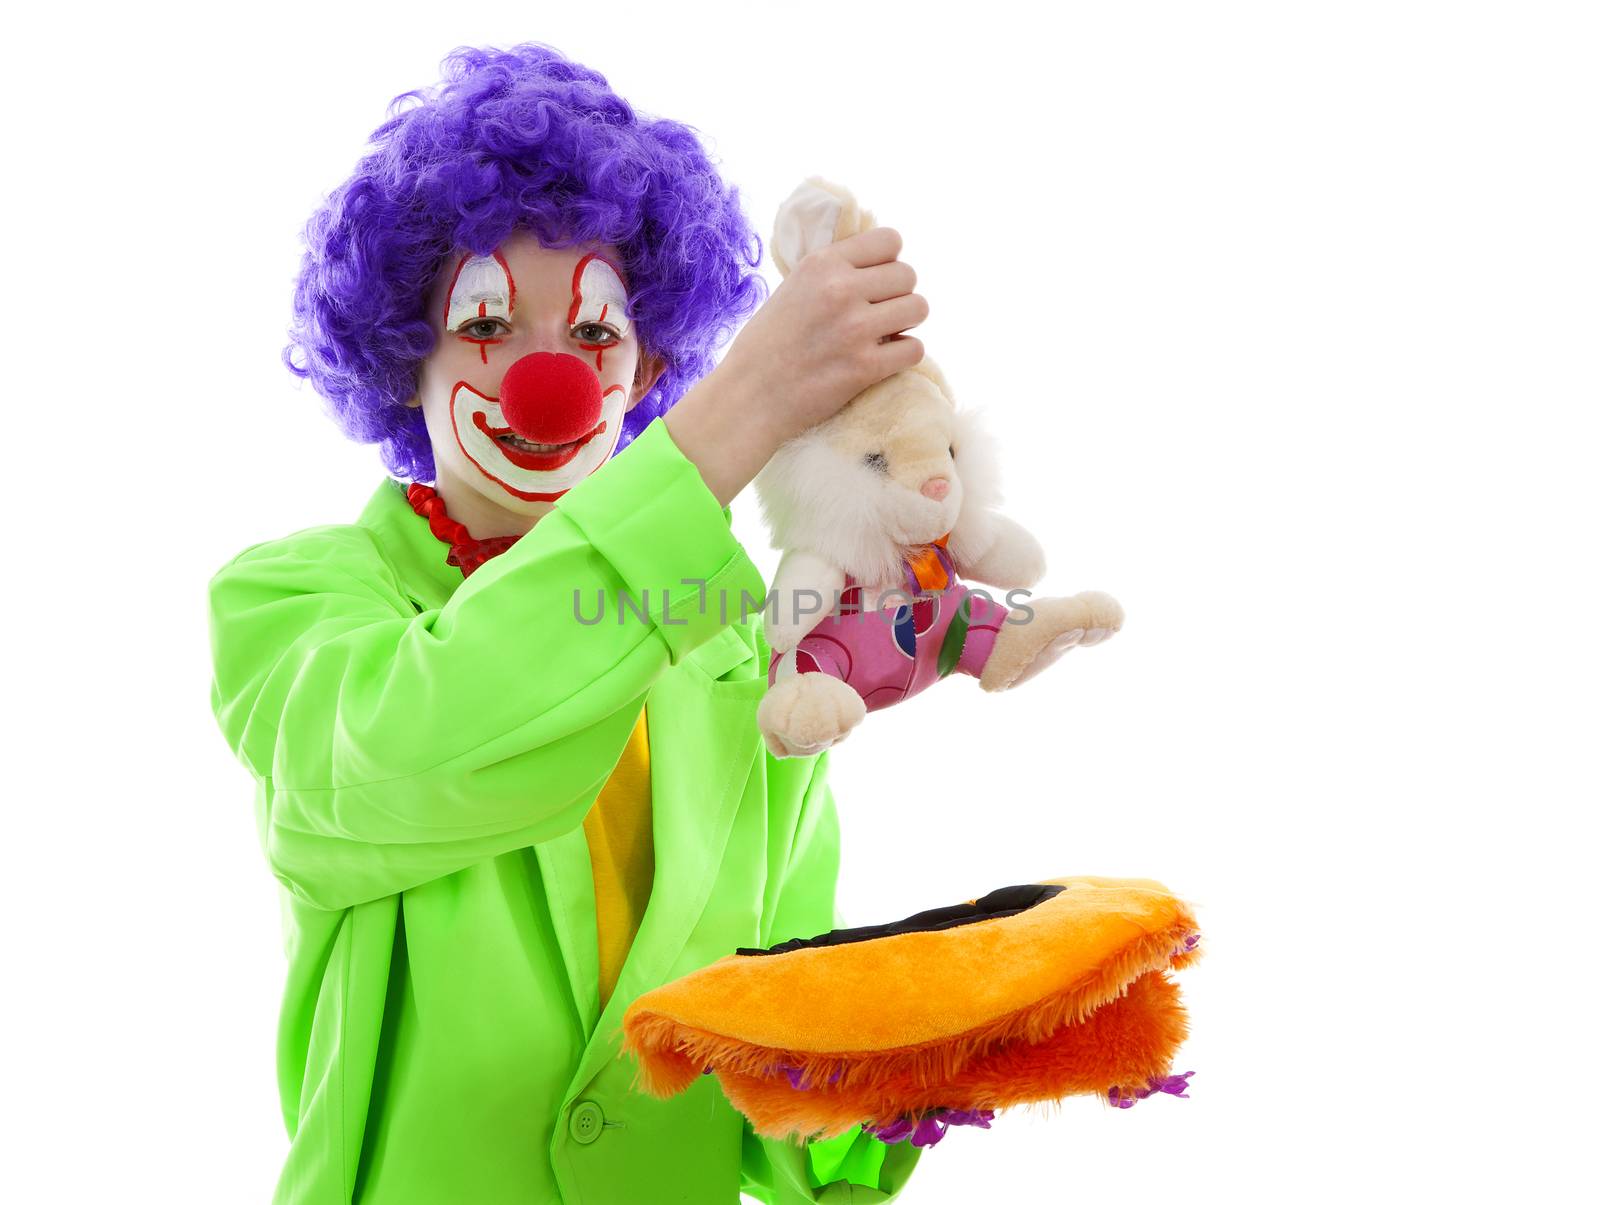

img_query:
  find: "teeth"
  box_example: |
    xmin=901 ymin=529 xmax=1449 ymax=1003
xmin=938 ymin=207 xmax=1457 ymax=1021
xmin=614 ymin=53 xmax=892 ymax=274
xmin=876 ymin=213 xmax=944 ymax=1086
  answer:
xmin=500 ymin=434 xmax=571 ymax=453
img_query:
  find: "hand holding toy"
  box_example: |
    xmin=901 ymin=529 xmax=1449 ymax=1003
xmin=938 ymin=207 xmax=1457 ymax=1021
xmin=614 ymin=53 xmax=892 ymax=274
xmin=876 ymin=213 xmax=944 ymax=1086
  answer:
xmin=754 ymin=178 xmax=1124 ymax=759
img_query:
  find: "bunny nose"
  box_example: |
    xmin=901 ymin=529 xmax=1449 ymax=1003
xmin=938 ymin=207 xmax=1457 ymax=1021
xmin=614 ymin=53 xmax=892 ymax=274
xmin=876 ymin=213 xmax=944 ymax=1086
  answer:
xmin=497 ymin=353 xmax=604 ymax=443
xmin=921 ymin=477 xmax=950 ymax=500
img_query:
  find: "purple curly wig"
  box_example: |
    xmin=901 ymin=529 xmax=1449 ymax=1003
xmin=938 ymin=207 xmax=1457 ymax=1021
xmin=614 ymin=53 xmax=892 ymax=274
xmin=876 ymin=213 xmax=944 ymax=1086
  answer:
xmin=285 ymin=42 xmax=768 ymax=482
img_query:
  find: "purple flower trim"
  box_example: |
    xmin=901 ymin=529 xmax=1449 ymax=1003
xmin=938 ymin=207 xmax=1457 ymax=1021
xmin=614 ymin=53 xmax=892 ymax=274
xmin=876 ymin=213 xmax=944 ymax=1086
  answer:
xmin=1108 ymin=1070 xmax=1195 ymax=1109
xmin=772 ymin=1061 xmax=845 ymax=1090
xmin=863 ymin=1107 xmax=997 ymax=1148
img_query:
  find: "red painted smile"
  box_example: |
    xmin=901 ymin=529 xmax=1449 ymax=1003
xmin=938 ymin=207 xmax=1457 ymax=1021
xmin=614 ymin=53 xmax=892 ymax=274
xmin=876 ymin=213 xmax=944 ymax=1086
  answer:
xmin=471 ymin=412 xmax=609 ymax=471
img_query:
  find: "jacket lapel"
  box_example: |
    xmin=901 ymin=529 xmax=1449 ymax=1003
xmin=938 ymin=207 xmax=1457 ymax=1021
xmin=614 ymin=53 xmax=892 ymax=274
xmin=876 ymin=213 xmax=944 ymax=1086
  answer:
xmin=568 ymin=625 xmax=764 ymax=1094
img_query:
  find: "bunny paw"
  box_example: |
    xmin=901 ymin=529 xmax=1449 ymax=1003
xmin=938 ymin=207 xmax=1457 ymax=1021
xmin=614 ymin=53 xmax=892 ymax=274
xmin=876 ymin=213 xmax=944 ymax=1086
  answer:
xmin=978 ymin=591 xmax=1125 ymax=692
xmin=758 ymin=672 xmax=867 ymax=759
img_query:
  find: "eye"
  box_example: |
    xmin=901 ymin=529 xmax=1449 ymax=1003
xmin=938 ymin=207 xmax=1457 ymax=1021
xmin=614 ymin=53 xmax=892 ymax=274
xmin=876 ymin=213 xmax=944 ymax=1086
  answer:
xmin=458 ymin=317 xmax=508 ymax=341
xmin=863 ymin=451 xmax=888 ymax=472
xmin=573 ymin=321 xmax=622 ymax=346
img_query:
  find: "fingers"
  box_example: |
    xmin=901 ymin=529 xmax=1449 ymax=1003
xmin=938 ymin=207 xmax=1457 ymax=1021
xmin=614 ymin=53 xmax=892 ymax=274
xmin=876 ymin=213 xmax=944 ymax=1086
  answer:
xmin=780 ymin=221 xmax=931 ymax=402
xmin=831 ymin=225 xmax=904 ymax=267
xmin=868 ymin=332 xmax=925 ymax=377
xmin=857 ymin=260 xmax=917 ymax=303
xmin=868 ymin=291 xmax=930 ymax=340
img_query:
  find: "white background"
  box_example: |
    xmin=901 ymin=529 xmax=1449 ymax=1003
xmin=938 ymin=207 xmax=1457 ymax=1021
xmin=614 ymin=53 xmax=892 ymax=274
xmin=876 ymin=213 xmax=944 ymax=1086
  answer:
xmin=6 ymin=2 xmax=1596 ymax=1201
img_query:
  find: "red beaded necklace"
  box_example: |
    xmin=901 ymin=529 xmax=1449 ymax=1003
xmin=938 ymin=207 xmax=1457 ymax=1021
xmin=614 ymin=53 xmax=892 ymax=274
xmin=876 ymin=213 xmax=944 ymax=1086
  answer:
xmin=405 ymin=482 xmax=523 ymax=578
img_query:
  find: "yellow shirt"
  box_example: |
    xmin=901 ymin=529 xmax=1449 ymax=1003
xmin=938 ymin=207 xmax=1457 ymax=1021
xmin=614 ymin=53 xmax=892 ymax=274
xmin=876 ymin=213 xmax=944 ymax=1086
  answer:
xmin=582 ymin=703 xmax=655 ymax=1013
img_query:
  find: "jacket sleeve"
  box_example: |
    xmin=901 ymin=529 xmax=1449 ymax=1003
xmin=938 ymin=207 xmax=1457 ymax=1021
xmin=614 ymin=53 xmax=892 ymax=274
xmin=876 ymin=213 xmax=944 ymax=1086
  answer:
xmin=739 ymin=753 xmax=926 ymax=1205
xmin=206 ymin=418 xmax=767 ymax=911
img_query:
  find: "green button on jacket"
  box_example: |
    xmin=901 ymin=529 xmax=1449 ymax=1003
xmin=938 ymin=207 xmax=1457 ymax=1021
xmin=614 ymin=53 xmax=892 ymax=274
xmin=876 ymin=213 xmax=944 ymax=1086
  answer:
xmin=206 ymin=417 xmax=925 ymax=1204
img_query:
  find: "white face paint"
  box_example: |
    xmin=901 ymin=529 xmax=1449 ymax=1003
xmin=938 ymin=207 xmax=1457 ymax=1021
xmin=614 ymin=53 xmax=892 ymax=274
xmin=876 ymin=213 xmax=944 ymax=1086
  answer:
xmin=444 ymin=251 xmax=516 ymax=327
xmin=444 ymin=251 xmax=516 ymax=362
xmin=449 ymin=379 xmax=628 ymax=501
xmin=568 ymin=253 xmax=632 ymax=374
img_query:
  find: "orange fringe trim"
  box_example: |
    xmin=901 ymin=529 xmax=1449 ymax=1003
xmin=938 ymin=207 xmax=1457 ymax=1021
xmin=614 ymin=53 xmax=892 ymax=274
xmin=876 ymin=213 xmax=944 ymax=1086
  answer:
xmin=718 ymin=970 xmax=1189 ymax=1140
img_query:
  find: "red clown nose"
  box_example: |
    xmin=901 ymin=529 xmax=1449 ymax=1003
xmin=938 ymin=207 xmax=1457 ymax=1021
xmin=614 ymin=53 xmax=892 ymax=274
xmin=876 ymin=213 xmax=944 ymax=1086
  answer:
xmin=497 ymin=352 xmax=604 ymax=444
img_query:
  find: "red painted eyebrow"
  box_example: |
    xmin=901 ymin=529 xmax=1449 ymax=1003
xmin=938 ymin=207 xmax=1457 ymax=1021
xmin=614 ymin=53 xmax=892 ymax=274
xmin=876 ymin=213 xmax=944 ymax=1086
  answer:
xmin=440 ymin=250 xmax=518 ymax=326
xmin=568 ymin=251 xmax=631 ymax=326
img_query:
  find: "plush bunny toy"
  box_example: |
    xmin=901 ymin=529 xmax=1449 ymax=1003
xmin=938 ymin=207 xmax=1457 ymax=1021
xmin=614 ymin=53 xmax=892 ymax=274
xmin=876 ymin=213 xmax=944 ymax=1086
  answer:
xmin=754 ymin=177 xmax=1125 ymax=759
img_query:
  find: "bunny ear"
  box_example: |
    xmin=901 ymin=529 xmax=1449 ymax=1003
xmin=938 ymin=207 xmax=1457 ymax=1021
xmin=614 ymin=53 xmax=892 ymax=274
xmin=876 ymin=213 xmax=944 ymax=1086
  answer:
xmin=770 ymin=176 xmax=871 ymax=277
xmin=771 ymin=179 xmax=845 ymax=277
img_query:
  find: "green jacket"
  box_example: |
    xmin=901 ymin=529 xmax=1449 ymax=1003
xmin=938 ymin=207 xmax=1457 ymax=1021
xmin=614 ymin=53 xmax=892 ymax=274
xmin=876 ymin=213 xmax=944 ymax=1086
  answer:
xmin=206 ymin=418 xmax=924 ymax=1204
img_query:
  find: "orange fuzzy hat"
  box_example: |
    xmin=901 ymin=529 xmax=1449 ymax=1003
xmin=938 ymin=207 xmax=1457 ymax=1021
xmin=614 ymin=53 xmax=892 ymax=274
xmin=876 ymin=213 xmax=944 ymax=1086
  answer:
xmin=622 ymin=875 xmax=1201 ymax=1146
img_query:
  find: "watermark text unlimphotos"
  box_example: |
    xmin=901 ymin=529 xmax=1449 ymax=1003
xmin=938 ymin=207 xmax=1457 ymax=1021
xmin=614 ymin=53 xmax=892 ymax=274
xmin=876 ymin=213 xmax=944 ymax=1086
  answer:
xmin=572 ymin=580 xmax=1038 ymax=627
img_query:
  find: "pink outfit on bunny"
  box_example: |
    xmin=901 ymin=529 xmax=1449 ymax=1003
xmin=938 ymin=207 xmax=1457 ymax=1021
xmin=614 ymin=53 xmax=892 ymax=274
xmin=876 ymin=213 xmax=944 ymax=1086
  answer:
xmin=766 ymin=534 xmax=1012 ymax=711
